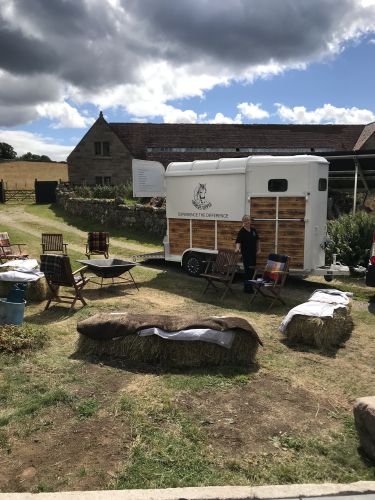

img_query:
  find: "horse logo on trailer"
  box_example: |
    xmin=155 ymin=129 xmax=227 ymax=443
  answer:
xmin=192 ymin=183 xmax=212 ymax=210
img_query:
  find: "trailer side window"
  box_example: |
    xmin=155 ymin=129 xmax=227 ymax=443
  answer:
xmin=318 ymin=178 xmax=327 ymax=191
xmin=268 ymin=179 xmax=288 ymax=192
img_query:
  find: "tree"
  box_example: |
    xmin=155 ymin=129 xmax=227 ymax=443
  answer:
xmin=0 ymin=142 xmax=17 ymax=160
xmin=19 ymin=152 xmax=52 ymax=162
xmin=39 ymin=155 xmax=52 ymax=162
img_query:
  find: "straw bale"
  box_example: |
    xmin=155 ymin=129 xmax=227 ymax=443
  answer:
xmin=76 ymin=313 xmax=261 ymax=367
xmin=284 ymin=306 xmax=353 ymax=349
xmin=0 ymin=278 xmax=49 ymax=302
xmin=76 ymin=328 xmax=259 ymax=367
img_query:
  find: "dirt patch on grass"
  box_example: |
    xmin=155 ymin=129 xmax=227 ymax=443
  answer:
xmin=175 ymin=372 xmax=339 ymax=459
xmin=0 ymin=408 xmax=132 ymax=492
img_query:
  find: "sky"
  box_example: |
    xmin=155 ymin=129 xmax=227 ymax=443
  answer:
xmin=0 ymin=0 xmax=375 ymax=162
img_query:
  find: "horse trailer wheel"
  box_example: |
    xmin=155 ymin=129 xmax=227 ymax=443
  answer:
xmin=183 ymin=253 xmax=204 ymax=277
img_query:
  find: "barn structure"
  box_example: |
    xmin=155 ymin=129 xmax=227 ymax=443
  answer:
xmin=67 ymin=112 xmax=375 ymax=200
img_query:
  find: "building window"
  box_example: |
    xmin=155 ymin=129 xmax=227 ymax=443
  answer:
xmin=95 ymin=176 xmax=112 ymax=185
xmin=318 ymin=178 xmax=327 ymax=191
xmin=94 ymin=141 xmax=111 ymax=156
xmin=102 ymin=142 xmax=110 ymax=156
xmin=268 ymin=179 xmax=288 ymax=192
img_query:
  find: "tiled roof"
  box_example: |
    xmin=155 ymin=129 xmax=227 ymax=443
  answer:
xmin=109 ymin=123 xmax=364 ymax=163
xmin=353 ymin=122 xmax=375 ymax=150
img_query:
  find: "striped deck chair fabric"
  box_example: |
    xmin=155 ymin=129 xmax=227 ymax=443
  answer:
xmin=86 ymin=232 xmax=109 ymax=258
xmin=263 ymin=254 xmax=289 ymax=283
xmin=247 ymin=253 xmax=290 ymax=310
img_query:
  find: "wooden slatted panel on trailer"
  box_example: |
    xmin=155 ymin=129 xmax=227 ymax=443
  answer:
xmin=168 ymin=219 xmax=190 ymax=254
xmin=250 ymin=197 xmax=277 ymax=267
xmin=217 ymin=221 xmax=242 ymax=250
xmin=250 ymin=196 xmax=305 ymax=269
xmin=192 ymin=220 xmax=215 ymax=249
xmin=278 ymin=197 xmax=305 ymax=269
xmin=278 ymin=221 xmax=305 ymax=269
xmin=251 ymin=220 xmax=276 ymax=267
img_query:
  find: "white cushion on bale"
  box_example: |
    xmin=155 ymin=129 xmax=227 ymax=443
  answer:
xmin=353 ymin=396 xmax=375 ymax=461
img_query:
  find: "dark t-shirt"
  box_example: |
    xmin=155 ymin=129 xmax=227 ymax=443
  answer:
xmin=236 ymin=227 xmax=260 ymax=266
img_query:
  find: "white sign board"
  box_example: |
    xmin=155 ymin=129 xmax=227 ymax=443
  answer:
xmin=166 ymin=173 xmax=246 ymax=221
xmin=132 ymin=159 xmax=166 ymax=197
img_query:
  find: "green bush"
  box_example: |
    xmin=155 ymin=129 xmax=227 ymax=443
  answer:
xmin=326 ymin=211 xmax=375 ymax=267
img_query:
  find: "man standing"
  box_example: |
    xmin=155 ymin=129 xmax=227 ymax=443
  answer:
xmin=235 ymin=216 xmax=261 ymax=293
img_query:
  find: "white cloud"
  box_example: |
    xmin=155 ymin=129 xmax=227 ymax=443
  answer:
xmin=162 ymin=108 xmax=197 ymax=123
xmin=208 ymin=113 xmax=242 ymax=124
xmin=237 ymin=102 xmax=270 ymax=120
xmin=36 ymin=102 xmax=95 ymax=128
xmin=275 ymin=103 xmax=375 ymax=124
xmin=0 ymin=130 xmax=73 ymax=161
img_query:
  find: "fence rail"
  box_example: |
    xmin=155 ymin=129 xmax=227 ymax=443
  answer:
xmin=0 ymin=178 xmax=59 ymax=203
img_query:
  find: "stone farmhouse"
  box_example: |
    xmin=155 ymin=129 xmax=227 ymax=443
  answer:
xmin=68 ymin=112 xmax=375 ymax=193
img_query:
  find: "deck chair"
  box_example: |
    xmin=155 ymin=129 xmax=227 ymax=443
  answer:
xmin=0 ymin=232 xmax=28 ymax=263
xmin=40 ymin=254 xmax=89 ymax=310
xmin=85 ymin=232 xmax=109 ymax=259
xmin=41 ymin=233 xmax=68 ymax=254
xmin=200 ymin=249 xmax=240 ymax=300
xmin=247 ymin=253 xmax=290 ymax=310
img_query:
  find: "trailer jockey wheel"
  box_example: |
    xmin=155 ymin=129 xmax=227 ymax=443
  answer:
xmin=324 ymin=274 xmax=333 ymax=282
xmin=183 ymin=253 xmax=204 ymax=277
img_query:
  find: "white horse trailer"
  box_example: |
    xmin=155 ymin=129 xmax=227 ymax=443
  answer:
xmin=132 ymin=155 xmax=349 ymax=278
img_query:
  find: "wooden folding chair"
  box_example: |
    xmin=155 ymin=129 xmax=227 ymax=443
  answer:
xmin=200 ymin=249 xmax=240 ymax=300
xmin=41 ymin=233 xmax=68 ymax=254
xmin=247 ymin=254 xmax=290 ymax=310
xmin=0 ymin=232 xmax=28 ymax=263
xmin=40 ymin=254 xmax=89 ymax=310
xmin=85 ymin=232 xmax=109 ymax=259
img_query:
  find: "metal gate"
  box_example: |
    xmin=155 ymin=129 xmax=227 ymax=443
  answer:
xmin=35 ymin=180 xmax=58 ymax=203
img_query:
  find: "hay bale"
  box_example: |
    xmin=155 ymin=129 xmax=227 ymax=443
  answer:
xmin=75 ymin=313 xmax=261 ymax=368
xmin=284 ymin=306 xmax=353 ymax=349
xmin=0 ymin=278 xmax=49 ymax=303
xmin=76 ymin=329 xmax=259 ymax=367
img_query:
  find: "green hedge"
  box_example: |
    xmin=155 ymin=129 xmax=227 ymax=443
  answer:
xmin=326 ymin=211 xmax=375 ymax=267
xmin=74 ymin=182 xmax=133 ymax=200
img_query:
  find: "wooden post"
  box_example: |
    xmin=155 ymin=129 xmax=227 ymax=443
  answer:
xmin=353 ymin=157 xmax=359 ymax=215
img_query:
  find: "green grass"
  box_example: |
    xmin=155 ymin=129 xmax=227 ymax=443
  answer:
xmin=113 ymin=391 xmax=237 ymax=489
xmin=26 ymin=203 xmax=162 ymax=247
xmin=112 ymin=388 xmax=375 ymax=489
xmin=0 ymin=388 xmax=72 ymax=427
xmin=76 ymin=398 xmax=99 ymax=419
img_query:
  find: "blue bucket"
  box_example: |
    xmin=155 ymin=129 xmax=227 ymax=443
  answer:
xmin=0 ymin=298 xmax=26 ymax=325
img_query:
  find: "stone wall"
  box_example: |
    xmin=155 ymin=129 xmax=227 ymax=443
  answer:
xmin=56 ymin=191 xmax=166 ymax=237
